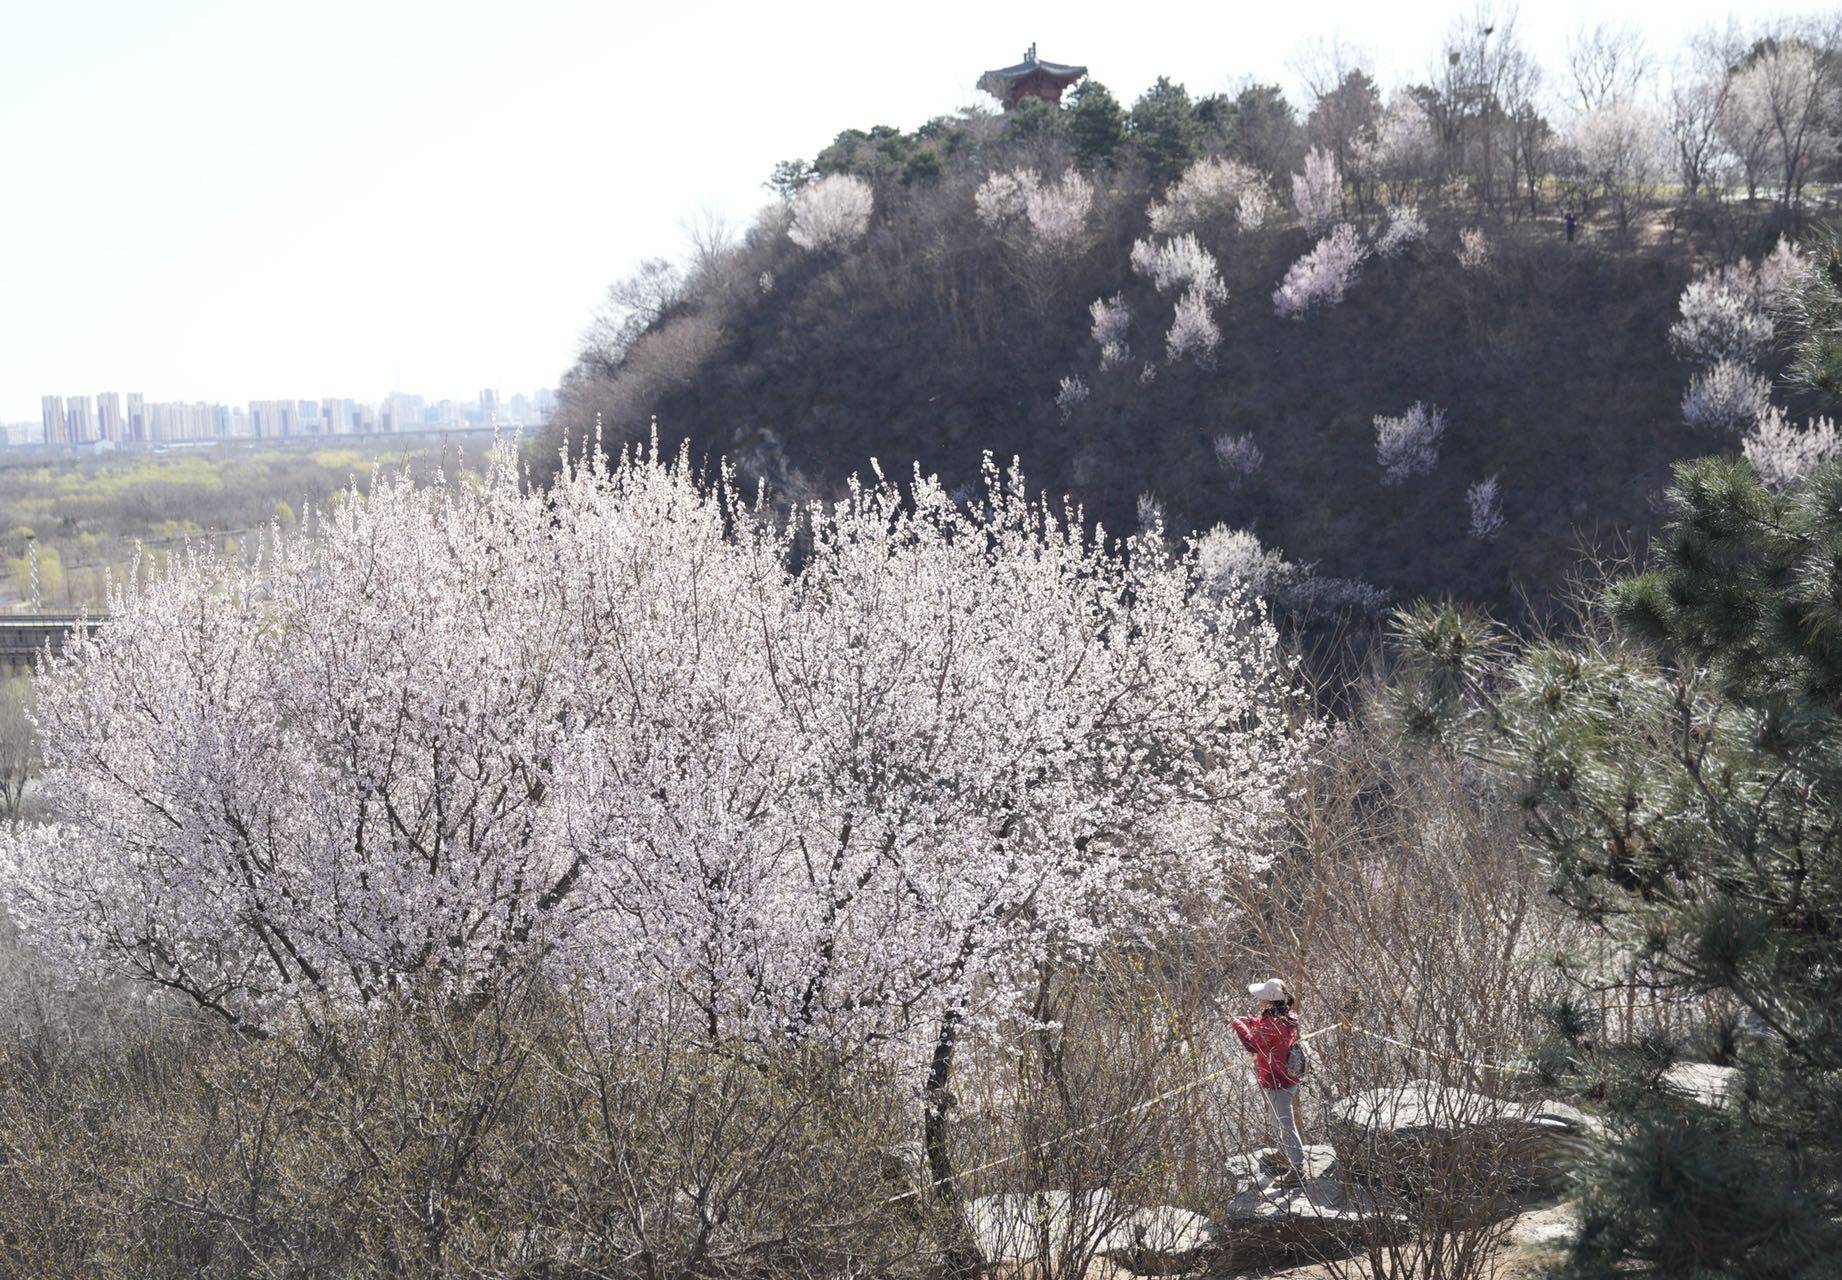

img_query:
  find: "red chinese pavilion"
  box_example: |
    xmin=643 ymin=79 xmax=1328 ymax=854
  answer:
xmin=978 ymin=44 xmax=1087 ymax=110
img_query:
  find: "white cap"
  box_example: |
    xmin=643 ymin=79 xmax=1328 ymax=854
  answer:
xmin=1247 ymin=978 xmax=1289 ymax=1002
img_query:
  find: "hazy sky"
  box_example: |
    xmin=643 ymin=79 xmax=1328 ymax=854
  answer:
xmin=1 ymin=0 xmax=1832 ymax=421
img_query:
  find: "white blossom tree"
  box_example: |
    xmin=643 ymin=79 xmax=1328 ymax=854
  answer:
xmin=1272 ymin=224 xmax=1368 ymax=318
xmin=788 ymin=173 xmax=875 ymax=251
xmin=1682 ymin=359 xmax=1772 ymax=434
xmin=1374 ymin=401 xmax=1447 ymax=483
xmin=3 ymin=438 xmax=1311 ymax=1216
xmin=1373 ymin=204 xmax=1428 ymax=258
xmin=1291 ymin=146 xmax=1341 ymax=233
xmin=1466 ymin=473 xmax=1505 ymax=540
xmin=1165 ymin=285 xmax=1222 ymax=366
xmin=1089 ymin=294 xmax=1131 ymax=369
xmin=1129 ymin=233 xmax=1227 ymax=303
xmin=1742 ymin=406 xmax=1842 ymax=490
xmin=1148 ymin=157 xmax=1274 ymax=235
xmin=1669 ymin=276 xmax=1775 ymax=366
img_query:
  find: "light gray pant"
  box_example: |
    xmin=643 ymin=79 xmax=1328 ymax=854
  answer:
xmin=1263 ymin=1086 xmax=1307 ymax=1174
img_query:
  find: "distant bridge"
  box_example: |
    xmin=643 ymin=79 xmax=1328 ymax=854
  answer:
xmin=0 ymin=615 xmax=103 ymax=671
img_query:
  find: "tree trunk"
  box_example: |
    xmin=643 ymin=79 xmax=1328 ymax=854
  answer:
xmin=924 ymin=1007 xmax=982 ymax=1280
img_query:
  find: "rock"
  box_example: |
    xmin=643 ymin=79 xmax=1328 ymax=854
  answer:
xmin=1663 ymin=1062 xmax=1737 ymax=1110
xmin=1328 ymin=1080 xmax=1590 ymax=1192
xmin=1223 ymin=1142 xmax=1338 ymax=1190
xmin=1211 ymin=1174 xmax=1410 ymax=1269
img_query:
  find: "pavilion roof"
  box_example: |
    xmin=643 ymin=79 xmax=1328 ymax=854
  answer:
xmin=978 ymin=51 xmax=1086 ymax=98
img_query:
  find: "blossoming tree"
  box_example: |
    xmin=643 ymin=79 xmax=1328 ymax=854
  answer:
xmin=6 ymin=438 xmax=1311 ymax=1216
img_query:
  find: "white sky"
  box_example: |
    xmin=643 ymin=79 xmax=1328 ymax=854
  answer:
xmin=0 ymin=0 xmax=1831 ymax=422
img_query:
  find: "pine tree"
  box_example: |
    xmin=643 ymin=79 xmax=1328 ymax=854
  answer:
xmin=1385 ymin=456 xmax=1842 ymax=1278
xmin=1067 ymin=79 xmax=1125 ymax=170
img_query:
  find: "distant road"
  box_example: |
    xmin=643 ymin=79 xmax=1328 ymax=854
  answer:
xmin=0 ymin=614 xmax=101 ymax=671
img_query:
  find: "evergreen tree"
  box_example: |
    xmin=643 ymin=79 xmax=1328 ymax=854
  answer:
xmin=1386 ymin=456 xmax=1842 ymax=1278
xmin=1067 ymin=79 xmax=1125 ymax=170
xmin=1783 ymin=229 xmax=1842 ymax=398
xmin=1128 ymin=77 xmax=1199 ymax=186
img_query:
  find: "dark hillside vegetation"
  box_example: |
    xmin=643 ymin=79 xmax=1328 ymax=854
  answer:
xmin=548 ymin=58 xmax=1828 ymax=621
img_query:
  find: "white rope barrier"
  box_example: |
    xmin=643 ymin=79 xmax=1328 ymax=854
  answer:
xmin=886 ymin=1017 xmax=1542 ymax=1205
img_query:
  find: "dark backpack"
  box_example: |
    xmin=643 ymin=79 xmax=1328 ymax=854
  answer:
xmin=1285 ymin=1039 xmax=1309 ymax=1082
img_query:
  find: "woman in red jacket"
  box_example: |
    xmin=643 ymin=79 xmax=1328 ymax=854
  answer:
xmin=1231 ymin=977 xmax=1307 ymax=1186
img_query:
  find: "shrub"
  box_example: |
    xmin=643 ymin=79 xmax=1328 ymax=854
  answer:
xmin=1291 ymin=145 xmax=1340 ymax=234
xmin=1129 ymin=232 xmax=1227 ymax=302
xmin=1668 ymin=278 xmax=1774 ymax=366
xmin=1374 ymin=401 xmax=1446 ymax=484
xmin=1273 ymin=224 xmax=1368 ymax=318
xmin=1741 ymin=406 xmax=1841 ymax=490
xmin=788 ymin=173 xmax=875 ymax=251
xmin=1681 ymin=359 xmax=1771 ymax=434
xmin=1465 ymin=473 xmax=1504 ymax=540
xmin=1148 ymin=156 xmax=1274 ymax=235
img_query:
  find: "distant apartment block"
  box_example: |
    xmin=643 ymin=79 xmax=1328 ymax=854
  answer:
xmin=40 ymin=395 xmax=66 ymax=446
xmin=66 ymin=395 xmax=96 ymax=443
xmin=97 ymin=391 xmax=123 ymax=442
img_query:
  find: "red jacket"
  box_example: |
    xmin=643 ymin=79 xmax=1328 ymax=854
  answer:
xmin=1232 ymin=1010 xmax=1300 ymax=1089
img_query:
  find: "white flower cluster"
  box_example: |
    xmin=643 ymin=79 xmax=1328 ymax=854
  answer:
xmin=1130 ymin=232 xmax=1228 ymax=303
xmin=1669 ymin=278 xmax=1775 ymax=366
xmin=1456 ymin=227 xmax=1491 ymax=272
xmin=1089 ymin=294 xmax=1131 ymax=368
xmin=1211 ymin=433 xmax=1264 ymax=486
xmin=1056 ymin=374 xmax=1090 ymax=421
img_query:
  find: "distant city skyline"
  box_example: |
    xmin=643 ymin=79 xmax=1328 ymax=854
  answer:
xmin=26 ymin=386 xmax=553 ymax=448
xmin=6 ymin=0 xmax=1840 ymax=422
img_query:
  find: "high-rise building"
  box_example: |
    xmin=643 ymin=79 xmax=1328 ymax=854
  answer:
xmin=66 ymin=395 xmax=96 ymax=443
xmin=97 ymin=392 xmax=123 ymax=442
xmin=126 ymin=392 xmax=146 ymax=442
xmin=40 ymin=395 xmax=66 ymax=446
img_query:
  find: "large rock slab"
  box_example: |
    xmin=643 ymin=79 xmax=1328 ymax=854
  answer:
xmin=1663 ymin=1062 xmax=1737 ymax=1110
xmin=1211 ymin=1174 xmax=1410 ymax=1269
xmin=1328 ymin=1080 xmax=1590 ymax=1192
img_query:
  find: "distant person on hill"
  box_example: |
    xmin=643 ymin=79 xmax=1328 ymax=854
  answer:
xmin=1564 ymin=208 xmax=1577 ymax=243
xmin=1231 ymin=977 xmax=1307 ymax=1186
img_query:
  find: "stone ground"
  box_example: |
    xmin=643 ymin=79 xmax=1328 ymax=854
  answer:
xmin=1219 ymin=1197 xmax=1574 ymax=1280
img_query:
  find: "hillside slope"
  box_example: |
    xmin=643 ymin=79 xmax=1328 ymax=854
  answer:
xmin=548 ymin=115 xmax=1809 ymax=618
